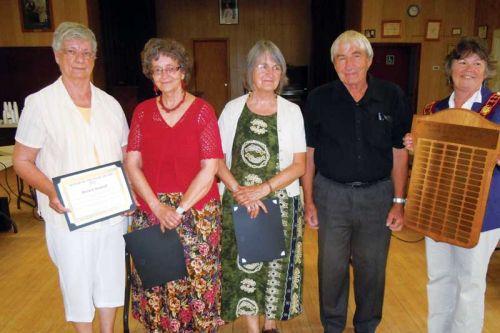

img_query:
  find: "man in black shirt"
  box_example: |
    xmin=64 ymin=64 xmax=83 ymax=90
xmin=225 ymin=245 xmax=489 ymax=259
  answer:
xmin=302 ymin=30 xmax=413 ymax=333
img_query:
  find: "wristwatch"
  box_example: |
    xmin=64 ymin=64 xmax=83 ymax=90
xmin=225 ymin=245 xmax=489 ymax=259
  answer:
xmin=393 ymin=197 xmax=407 ymax=204
xmin=175 ymin=206 xmax=186 ymax=215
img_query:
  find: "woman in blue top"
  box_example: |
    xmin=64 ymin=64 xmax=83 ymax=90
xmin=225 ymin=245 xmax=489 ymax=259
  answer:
xmin=404 ymin=36 xmax=500 ymax=333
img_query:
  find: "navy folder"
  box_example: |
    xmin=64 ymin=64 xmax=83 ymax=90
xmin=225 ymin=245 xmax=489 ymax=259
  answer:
xmin=232 ymin=198 xmax=286 ymax=265
xmin=123 ymin=225 xmax=187 ymax=289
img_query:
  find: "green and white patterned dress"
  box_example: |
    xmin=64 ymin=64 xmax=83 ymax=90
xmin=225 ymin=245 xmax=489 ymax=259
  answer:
xmin=221 ymin=104 xmax=304 ymax=321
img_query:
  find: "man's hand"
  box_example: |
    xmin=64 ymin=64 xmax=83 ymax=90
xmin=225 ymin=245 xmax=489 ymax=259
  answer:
xmin=386 ymin=203 xmax=404 ymax=231
xmin=304 ymin=201 xmax=319 ymax=229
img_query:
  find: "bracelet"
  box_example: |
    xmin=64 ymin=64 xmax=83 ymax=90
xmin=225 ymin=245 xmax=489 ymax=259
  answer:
xmin=393 ymin=197 xmax=407 ymax=204
xmin=265 ymin=181 xmax=273 ymax=193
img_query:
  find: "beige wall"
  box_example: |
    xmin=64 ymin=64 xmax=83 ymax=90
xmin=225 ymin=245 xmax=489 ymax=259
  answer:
xmin=0 ymin=0 xmax=89 ymax=47
xmin=361 ymin=0 xmax=477 ymax=113
xmin=155 ymin=0 xmax=311 ymax=98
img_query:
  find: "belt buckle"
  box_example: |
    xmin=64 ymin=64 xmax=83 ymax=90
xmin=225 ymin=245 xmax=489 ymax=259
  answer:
xmin=348 ymin=181 xmax=364 ymax=188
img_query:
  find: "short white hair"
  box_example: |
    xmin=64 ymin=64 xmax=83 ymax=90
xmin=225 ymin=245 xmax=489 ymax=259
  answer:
xmin=330 ymin=30 xmax=373 ymax=62
xmin=52 ymin=22 xmax=97 ymax=54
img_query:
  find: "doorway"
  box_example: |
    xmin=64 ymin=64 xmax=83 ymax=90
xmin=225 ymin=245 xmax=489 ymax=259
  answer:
xmin=369 ymin=43 xmax=421 ymax=113
xmin=193 ymin=39 xmax=230 ymax=116
xmin=97 ymin=0 xmax=156 ymax=122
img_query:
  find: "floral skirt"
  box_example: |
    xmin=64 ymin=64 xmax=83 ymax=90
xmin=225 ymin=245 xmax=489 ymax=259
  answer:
xmin=130 ymin=193 xmax=224 ymax=332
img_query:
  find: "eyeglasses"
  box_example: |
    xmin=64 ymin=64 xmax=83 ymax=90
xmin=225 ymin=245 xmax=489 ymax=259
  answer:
xmin=152 ymin=66 xmax=182 ymax=76
xmin=255 ymin=63 xmax=282 ymax=73
xmin=62 ymin=48 xmax=95 ymax=60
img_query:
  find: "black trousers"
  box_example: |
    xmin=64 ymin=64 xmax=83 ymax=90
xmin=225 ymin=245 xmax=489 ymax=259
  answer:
xmin=314 ymin=173 xmax=393 ymax=333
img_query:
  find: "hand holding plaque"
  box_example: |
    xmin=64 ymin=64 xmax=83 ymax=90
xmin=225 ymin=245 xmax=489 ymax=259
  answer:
xmin=53 ymin=161 xmax=136 ymax=231
xmin=404 ymin=109 xmax=500 ymax=248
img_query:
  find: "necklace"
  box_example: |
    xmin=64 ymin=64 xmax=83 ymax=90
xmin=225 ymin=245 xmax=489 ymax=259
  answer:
xmin=159 ymin=90 xmax=186 ymax=113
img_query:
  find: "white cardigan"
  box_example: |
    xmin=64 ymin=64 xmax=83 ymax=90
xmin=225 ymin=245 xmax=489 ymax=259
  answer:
xmin=218 ymin=94 xmax=306 ymax=197
xmin=16 ymin=77 xmax=129 ymax=229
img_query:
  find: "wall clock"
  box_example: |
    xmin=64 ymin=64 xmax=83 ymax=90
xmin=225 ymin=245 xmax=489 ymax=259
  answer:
xmin=407 ymin=4 xmax=420 ymax=17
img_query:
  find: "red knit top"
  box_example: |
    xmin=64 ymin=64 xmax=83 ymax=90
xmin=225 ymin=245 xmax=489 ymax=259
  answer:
xmin=127 ymin=97 xmax=223 ymax=212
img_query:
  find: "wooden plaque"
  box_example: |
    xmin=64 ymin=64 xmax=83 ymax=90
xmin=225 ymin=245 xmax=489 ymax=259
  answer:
xmin=405 ymin=109 xmax=500 ymax=248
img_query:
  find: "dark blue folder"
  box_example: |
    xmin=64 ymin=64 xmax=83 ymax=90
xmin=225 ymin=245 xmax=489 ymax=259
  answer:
xmin=232 ymin=198 xmax=286 ymax=265
xmin=124 ymin=225 xmax=187 ymax=289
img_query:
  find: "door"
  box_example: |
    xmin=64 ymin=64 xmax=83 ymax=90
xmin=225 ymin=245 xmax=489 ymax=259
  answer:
xmin=193 ymin=39 xmax=230 ymax=116
xmin=369 ymin=43 xmax=420 ymax=113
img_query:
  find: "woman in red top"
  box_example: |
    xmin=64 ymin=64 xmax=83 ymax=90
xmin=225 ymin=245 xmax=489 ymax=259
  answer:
xmin=125 ymin=38 xmax=224 ymax=333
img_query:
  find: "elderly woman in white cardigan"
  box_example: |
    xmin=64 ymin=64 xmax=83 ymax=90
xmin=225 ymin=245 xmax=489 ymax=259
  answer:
xmin=13 ymin=22 xmax=128 ymax=333
xmin=217 ymin=40 xmax=306 ymax=333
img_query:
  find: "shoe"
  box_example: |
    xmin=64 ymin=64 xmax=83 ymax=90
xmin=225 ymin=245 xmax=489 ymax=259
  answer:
xmin=261 ymin=329 xmax=279 ymax=333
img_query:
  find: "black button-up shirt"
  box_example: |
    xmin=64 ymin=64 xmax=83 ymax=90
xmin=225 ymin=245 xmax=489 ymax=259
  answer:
xmin=304 ymin=75 xmax=413 ymax=183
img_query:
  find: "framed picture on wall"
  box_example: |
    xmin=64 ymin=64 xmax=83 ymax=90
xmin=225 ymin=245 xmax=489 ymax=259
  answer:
xmin=219 ymin=0 xmax=238 ymax=25
xmin=478 ymin=25 xmax=488 ymax=39
xmin=451 ymin=27 xmax=462 ymax=36
xmin=382 ymin=21 xmax=401 ymax=38
xmin=364 ymin=29 xmax=376 ymax=38
xmin=425 ymin=20 xmax=441 ymax=40
xmin=19 ymin=0 xmax=53 ymax=32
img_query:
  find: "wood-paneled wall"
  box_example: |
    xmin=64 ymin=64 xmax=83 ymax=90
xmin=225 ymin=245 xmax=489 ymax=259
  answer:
xmin=155 ymin=0 xmax=311 ymax=98
xmin=0 ymin=0 xmax=107 ymax=97
xmin=0 ymin=0 xmax=89 ymax=47
xmin=361 ymin=0 xmax=477 ymax=113
xmin=475 ymin=0 xmax=500 ymax=47
xmin=1 ymin=0 xmax=496 ymax=112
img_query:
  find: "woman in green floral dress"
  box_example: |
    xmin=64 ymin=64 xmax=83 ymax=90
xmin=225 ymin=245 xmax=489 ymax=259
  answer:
xmin=217 ymin=40 xmax=307 ymax=333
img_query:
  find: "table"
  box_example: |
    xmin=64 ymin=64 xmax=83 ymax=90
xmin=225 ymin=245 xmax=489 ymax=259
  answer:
xmin=0 ymin=126 xmax=17 ymax=146
xmin=0 ymin=154 xmax=17 ymax=233
xmin=0 ymin=145 xmax=14 ymax=155
xmin=0 ymin=146 xmax=36 ymax=210
xmin=0 ymin=155 xmax=13 ymax=169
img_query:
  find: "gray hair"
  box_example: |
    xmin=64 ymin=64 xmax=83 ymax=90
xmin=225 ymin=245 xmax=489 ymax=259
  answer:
xmin=245 ymin=40 xmax=288 ymax=93
xmin=141 ymin=38 xmax=193 ymax=82
xmin=330 ymin=30 xmax=373 ymax=62
xmin=52 ymin=22 xmax=97 ymax=54
xmin=444 ymin=36 xmax=496 ymax=87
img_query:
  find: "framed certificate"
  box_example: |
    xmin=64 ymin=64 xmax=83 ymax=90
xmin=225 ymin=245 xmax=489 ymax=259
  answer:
xmin=426 ymin=20 xmax=441 ymax=40
xmin=478 ymin=25 xmax=488 ymax=39
xmin=53 ymin=161 xmax=136 ymax=231
xmin=451 ymin=27 xmax=462 ymax=36
xmin=382 ymin=20 xmax=401 ymax=38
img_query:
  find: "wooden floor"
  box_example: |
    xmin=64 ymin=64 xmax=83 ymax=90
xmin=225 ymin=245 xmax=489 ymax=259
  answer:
xmin=1 ymin=168 xmax=500 ymax=333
